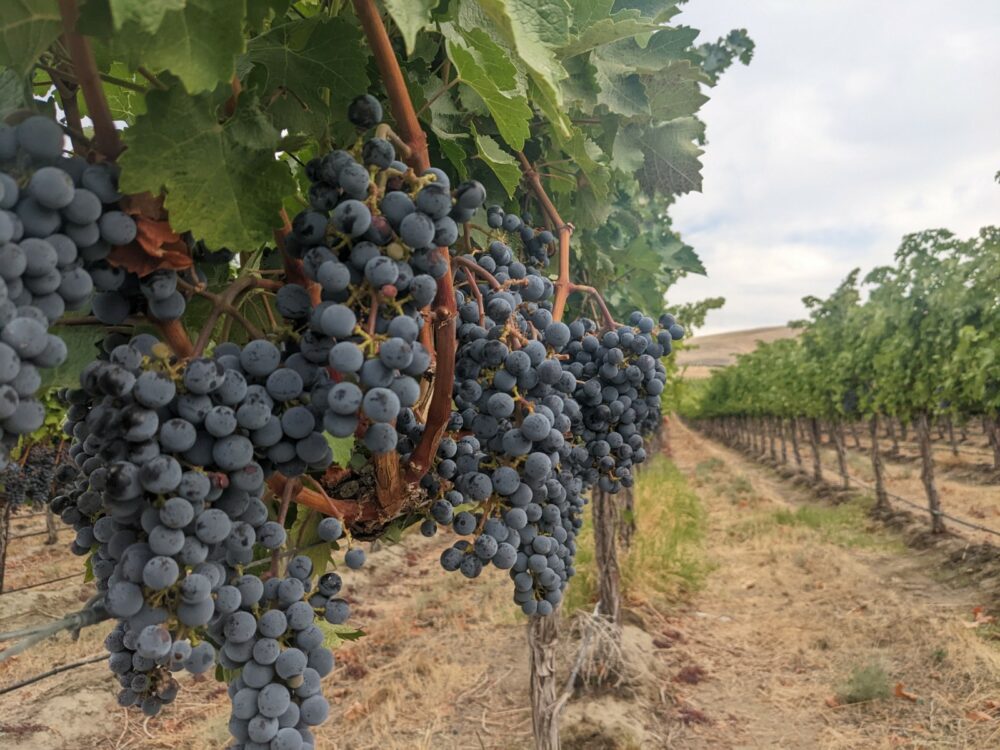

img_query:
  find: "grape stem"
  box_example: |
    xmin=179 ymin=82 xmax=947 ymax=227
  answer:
xmin=177 ymin=277 xmax=268 ymax=344
xmin=48 ymin=61 xmax=87 ymax=156
xmin=374 ymin=123 xmax=413 ymax=161
xmin=351 ymin=0 xmax=457 ymax=487
xmin=189 ymin=275 xmax=283 ymax=357
xmin=154 ymin=319 xmax=195 ymax=359
xmin=268 ymin=474 xmax=366 ymax=523
xmin=351 ymin=0 xmax=428 ymax=173
xmin=459 ymin=267 xmax=486 ymax=325
xmin=269 ymin=478 xmax=299 ymax=579
xmin=453 ymin=255 xmax=501 ymax=290
xmin=276 ymin=207 xmax=322 ymax=306
xmin=57 ymin=0 xmax=123 ymax=160
xmin=515 ymin=152 xmax=621 ymax=329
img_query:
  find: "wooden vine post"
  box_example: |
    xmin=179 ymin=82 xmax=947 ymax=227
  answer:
xmin=869 ymin=416 xmax=889 ymax=511
xmin=916 ymin=413 xmax=945 ymax=533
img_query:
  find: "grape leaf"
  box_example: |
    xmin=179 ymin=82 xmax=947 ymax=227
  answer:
xmin=472 ymin=130 xmax=521 ymax=197
xmin=444 ymin=28 xmax=531 ymax=150
xmin=0 ymin=68 xmax=31 ymax=120
xmin=39 ymin=324 xmax=104 ymax=390
xmin=226 ymin=95 xmax=280 ymax=151
xmin=611 ymin=123 xmax=645 ymax=173
xmin=109 ymin=0 xmax=184 ymax=33
xmin=636 ymin=117 xmax=704 ymax=196
xmin=477 ymin=0 xmax=570 ymax=99
xmin=592 ymin=55 xmax=648 ymax=116
xmin=244 ymin=15 xmax=369 ymax=136
xmin=562 ymin=0 xmax=655 ymax=57
xmin=324 ymin=434 xmax=355 ymax=468
xmin=246 ymin=0 xmax=291 ymax=32
xmin=0 ymin=0 xmax=61 ymax=77
xmin=112 ymin=0 xmax=247 ymax=94
xmin=383 ymin=0 xmax=439 ymax=56
xmin=119 ymin=85 xmax=295 ymax=250
xmin=645 ymin=60 xmax=709 ymax=121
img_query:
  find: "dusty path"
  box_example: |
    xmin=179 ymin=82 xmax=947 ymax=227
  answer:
xmin=663 ymin=421 xmax=1000 ymax=749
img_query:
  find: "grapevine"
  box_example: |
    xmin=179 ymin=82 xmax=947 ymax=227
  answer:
xmin=0 ymin=1 xmax=751 ymax=747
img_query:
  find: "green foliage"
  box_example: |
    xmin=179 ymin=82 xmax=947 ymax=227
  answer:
xmin=0 ymin=0 xmax=61 ymax=76
xmin=46 ymin=0 xmax=751 ymax=321
xmin=119 ymin=83 xmax=296 ymax=248
xmin=685 ymin=227 xmax=1000 ymax=425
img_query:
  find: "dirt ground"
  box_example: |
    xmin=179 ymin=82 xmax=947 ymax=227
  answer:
xmin=802 ymin=428 xmax=1000 ymax=548
xmin=2 ymin=421 xmax=1000 ymax=748
xmin=663 ymin=421 xmax=1000 ymax=749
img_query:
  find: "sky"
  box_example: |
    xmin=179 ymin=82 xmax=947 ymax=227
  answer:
xmin=668 ymin=0 xmax=1000 ymax=335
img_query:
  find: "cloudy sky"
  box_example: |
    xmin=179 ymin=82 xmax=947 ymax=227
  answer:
xmin=668 ymin=0 xmax=1000 ymax=335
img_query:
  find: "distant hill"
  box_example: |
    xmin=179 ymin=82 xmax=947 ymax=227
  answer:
xmin=676 ymin=326 xmax=799 ymax=379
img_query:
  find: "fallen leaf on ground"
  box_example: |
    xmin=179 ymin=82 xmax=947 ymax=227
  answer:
xmin=962 ymin=607 xmax=996 ymax=628
xmin=824 ymin=695 xmax=840 ymax=708
xmin=674 ymin=665 xmax=707 ymax=684
xmin=677 ymin=705 xmax=711 ymax=725
xmin=965 ymin=710 xmax=994 ymax=722
xmin=894 ymin=683 xmax=919 ymax=702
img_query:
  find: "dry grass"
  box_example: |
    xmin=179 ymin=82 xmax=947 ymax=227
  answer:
xmin=677 ymin=326 xmax=799 ymax=379
xmin=565 ymin=455 xmax=708 ymax=615
xmin=666 ymin=420 xmax=1000 ymax=749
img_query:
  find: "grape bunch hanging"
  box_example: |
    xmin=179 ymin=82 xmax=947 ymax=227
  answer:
xmin=3 ymin=91 xmax=684 ymax=750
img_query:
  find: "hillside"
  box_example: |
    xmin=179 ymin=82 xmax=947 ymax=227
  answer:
xmin=678 ymin=326 xmax=800 ymax=379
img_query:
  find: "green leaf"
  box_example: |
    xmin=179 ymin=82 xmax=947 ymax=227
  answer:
xmin=596 ymin=26 xmax=700 ymax=75
xmin=40 ymin=324 xmax=104 ymax=390
xmin=443 ymin=26 xmax=531 ymax=149
xmin=592 ymin=55 xmax=648 ymax=116
xmin=645 ymin=61 xmax=709 ymax=121
xmin=320 ymin=622 xmax=366 ymax=649
xmin=562 ymin=0 xmax=654 ymax=57
xmin=383 ymin=0 xmax=438 ymax=56
xmin=324 ymin=434 xmax=355 ymax=468
xmin=430 ymin=127 xmax=470 ymax=180
xmin=464 ymin=0 xmax=571 ymax=137
xmin=109 ymin=0 xmax=184 ymax=33
xmin=115 ymin=0 xmax=247 ymax=94
xmin=244 ymin=15 xmax=369 ymax=136
xmin=0 ymin=68 xmax=31 ymax=121
xmin=328 ymin=624 xmax=365 ymax=641
xmin=0 ymin=0 xmax=61 ymax=77
xmin=611 ymin=123 xmax=645 ymax=173
xmin=79 ymin=62 xmax=146 ymax=123
xmin=246 ymin=0 xmax=291 ymax=32
xmin=636 ymin=117 xmax=704 ymax=196
xmin=472 ymin=130 xmax=520 ymax=197
xmin=227 ymin=95 xmax=280 ymax=150
xmin=119 ymin=85 xmax=295 ymax=250
xmin=476 ymin=0 xmax=570 ymax=103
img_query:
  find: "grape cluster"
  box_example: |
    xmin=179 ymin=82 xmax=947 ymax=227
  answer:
xmin=422 ymin=220 xmax=584 ymax=615
xmin=415 ymin=209 xmax=684 ymax=614
xmin=219 ymin=559 xmax=339 ymax=749
xmin=563 ymin=311 xmax=682 ymax=494
xmin=0 ymin=116 xmax=101 ymax=467
xmin=282 ymin=94 xmax=487 ymax=456
xmin=52 ymin=334 xmax=356 ymax=746
xmin=1 ymin=442 xmax=56 ymax=506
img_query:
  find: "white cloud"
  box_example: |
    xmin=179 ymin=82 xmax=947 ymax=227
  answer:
xmin=669 ymin=0 xmax=1000 ymax=334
